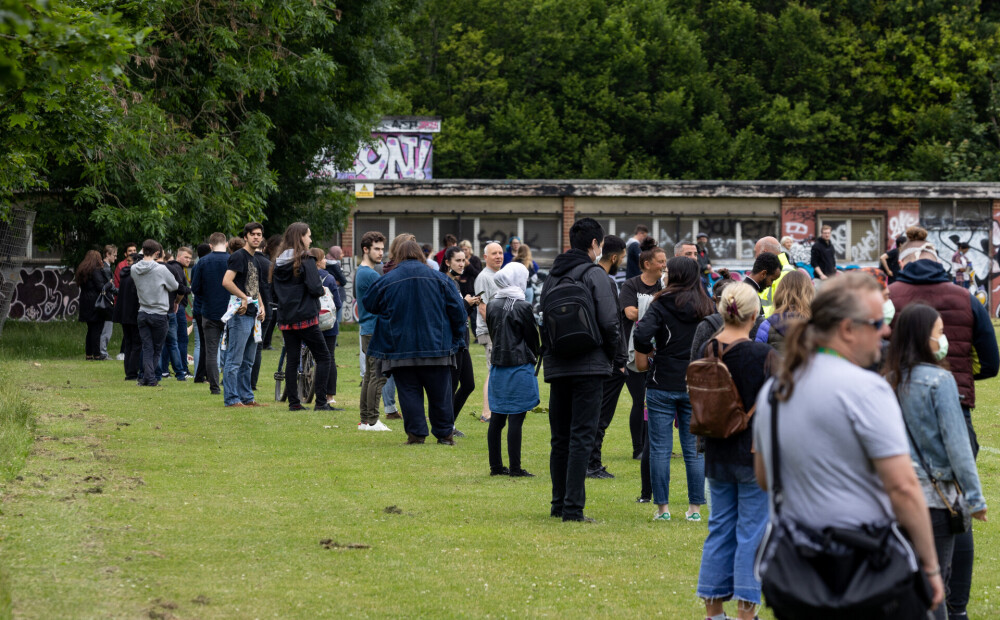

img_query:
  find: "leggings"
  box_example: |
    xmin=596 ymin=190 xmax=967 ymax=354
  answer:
xmin=625 ymin=369 xmax=647 ymax=457
xmin=323 ymin=332 xmax=338 ymax=396
xmin=451 ymin=347 xmax=475 ymax=420
xmin=640 ymin=421 xmax=651 ymax=500
xmin=488 ymin=413 xmax=526 ymax=471
xmin=85 ymin=320 xmax=104 ymax=357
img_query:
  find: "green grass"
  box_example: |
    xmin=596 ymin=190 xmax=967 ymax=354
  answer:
xmin=0 ymin=320 xmax=999 ymax=618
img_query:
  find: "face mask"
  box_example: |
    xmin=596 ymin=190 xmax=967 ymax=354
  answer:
xmin=882 ymin=299 xmax=896 ymax=326
xmin=933 ymin=334 xmax=949 ymax=361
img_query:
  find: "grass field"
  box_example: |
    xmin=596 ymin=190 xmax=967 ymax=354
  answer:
xmin=0 ymin=320 xmax=998 ymax=618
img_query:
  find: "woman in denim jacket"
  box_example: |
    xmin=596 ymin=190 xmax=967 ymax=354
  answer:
xmin=884 ymin=303 xmax=987 ymax=620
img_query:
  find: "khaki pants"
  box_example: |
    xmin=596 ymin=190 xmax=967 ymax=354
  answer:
xmin=359 ymin=334 xmax=387 ymax=425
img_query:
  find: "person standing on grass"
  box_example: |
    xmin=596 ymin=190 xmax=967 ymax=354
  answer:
xmin=634 ymin=256 xmax=713 ymax=523
xmin=355 ymin=231 xmax=390 ymax=431
xmin=486 ymin=262 xmax=539 ymax=476
xmin=113 ymin=241 xmax=136 ymax=289
xmin=621 ymin=237 xmax=664 ymax=464
xmin=312 ymin=248 xmax=344 ymax=410
xmin=221 ymin=222 xmax=267 ymax=408
xmin=271 ymin=223 xmax=333 ymax=412
xmin=191 ymin=233 xmax=230 ymax=396
xmin=98 ymin=244 xmax=117 ymax=360
xmin=810 ymin=224 xmax=837 ymax=281
xmin=474 ymin=241 xmax=505 ymax=423
xmin=694 ymin=281 xmax=775 ymax=620
xmin=159 ymin=248 xmax=191 ymax=380
xmin=441 ymin=245 xmax=478 ymax=435
xmin=112 ymin=256 xmax=141 ymax=380
xmin=76 ymin=249 xmax=113 ymax=361
xmin=541 ymin=218 xmax=621 ymax=523
xmin=587 ymin=235 xmax=628 ymax=480
xmin=884 ymin=303 xmax=987 ymax=620
xmin=191 ymin=243 xmax=212 ymax=384
xmin=250 ymin=235 xmax=273 ymax=391
xmin=362 ymin=239 xmax=468 ymax=445
xmin=132 ymin=239 xmax=178 ymax=387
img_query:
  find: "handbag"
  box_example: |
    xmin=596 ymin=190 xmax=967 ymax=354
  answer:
xmin=754 ymin=387 xmax=932 ymax=619
xmin=95 ymin=281 xmax=116 ymax=312
xmin=903 ymin=422 xmax=971 ymax=534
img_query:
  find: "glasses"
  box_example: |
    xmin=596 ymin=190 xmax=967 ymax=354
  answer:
xmin=853 ymin=317 xmax=885 ymax=330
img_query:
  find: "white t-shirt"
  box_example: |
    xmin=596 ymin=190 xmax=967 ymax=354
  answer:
xmin=753 ymin=353 xmax=910 ymax=529
xmin=474 ymin=267 xmax=499 ymax=337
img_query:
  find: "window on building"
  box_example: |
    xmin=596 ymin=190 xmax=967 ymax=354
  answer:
xmin=393 ymin=217 xmax=435 ymax=248
xmin=658 ymin=218 xmax=696 ymax=257
xmin=920 ymin=200 xmax=991 ymax=228
xmin=477 ymin=218 xmax=519 ymax=250
xmin=354 ymin=217 xmax=390 ymax=254
xmin=437 ymin=218 xmax=477 ymax=247
xmin=521 ymin=218 xmax=561 ymax=263
xmin=818 ymin=216 xmax=882 ymax=262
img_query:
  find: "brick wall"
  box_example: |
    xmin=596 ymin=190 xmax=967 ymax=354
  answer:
xmin=781 ymin=197 xmax=920 ymax=247
xmin=342 ymin=215 xmax=355 ymax=258
xmin=561 ymin=196 xmax=575 ymax=251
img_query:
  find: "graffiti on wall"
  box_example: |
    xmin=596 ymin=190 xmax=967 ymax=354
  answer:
xmin=782 ymin=208 xmax=815 ymax=242
xmin=338 ymin=257 xmax=356 ymax=324
xmin=888 ymin=209 xmax=920 ymax=242
xmin=8 ymin=268 xmax=79 ymax=321
xmin=310 ymin=133 xmax=435 ymax=181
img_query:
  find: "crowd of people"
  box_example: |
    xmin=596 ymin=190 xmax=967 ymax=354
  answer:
xmin=73 ymin=217 xmax=997 ymax=618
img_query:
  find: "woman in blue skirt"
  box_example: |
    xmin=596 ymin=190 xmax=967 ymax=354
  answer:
xmin=486 ymin=262 xmax=540 ymax=477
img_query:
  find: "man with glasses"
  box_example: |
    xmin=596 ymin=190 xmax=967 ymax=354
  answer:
xmin=889 ymin=226 xmax=998 ymax=620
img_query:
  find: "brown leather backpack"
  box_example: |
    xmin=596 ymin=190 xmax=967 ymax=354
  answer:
xmin=687 ymin=339 xmax=754 ymax=438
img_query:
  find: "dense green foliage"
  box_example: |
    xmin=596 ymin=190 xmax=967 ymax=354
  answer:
xmin=390 ymin=0 xmax=1000 ymax=181
xmin=2 ymin=1 xmax=402 ymax=262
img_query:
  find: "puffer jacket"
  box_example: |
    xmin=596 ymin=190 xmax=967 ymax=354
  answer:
xmin=272 ymin=250 xmax=322 ymax=325
xmin=890 ymin=259 xmax=999 ymax=409
xmin=540 ymin=249 xmax=620 ymax=381
xmin=362 ymin=259 xmax=468 ymax=361
xmin=486 ymin=296 xmax=539 ymax=367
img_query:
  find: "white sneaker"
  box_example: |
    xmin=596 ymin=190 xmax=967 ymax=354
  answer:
xmin=116 ymin=353 xmax=125 ymax=361
xmin=357 ymin=422 xmax=372 ymax=431
xmin=369 ymin=420 xmax=392 ymax=432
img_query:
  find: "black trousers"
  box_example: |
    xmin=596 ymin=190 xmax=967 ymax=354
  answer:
xmin=625 ymin=369 xmax=647 ymax=458
xmin=489 ymin=413 xmax=526 ymax=471
xmin=193 ymin=314 xmax=207 ymax=382
xmin=202 ymin=318 xmax=224 ymax=392
xmin=261 ymin=303 xmax=278 ymax=348
xmin=122 ymin=324 xmax=141 ymax=380
xmin=451 ymin=347 xmax=475 ymax=421
xmin=948 ymin=408 xmax=979 ymax=617
xmin=85 ymin=320 xmax=104 ymax=357
xmin=548 ymin=375 xmax=603 ymax=519
xmin=137 ymin=312 xmax=168 ymax=386
xmin=282 ymin=325 xmax=331 ymax=408
xmin=251 ymin=342 xmax=263 ymax=390
xmin=640 ymin=421 xmax=651 ymax=500
xmin=590 ymin=368 xmax=627 ymax=470
xmin=323 ymin=332 xmax=338 ymax=396
xmin=394 ymin=365 xmax=454 ymax=440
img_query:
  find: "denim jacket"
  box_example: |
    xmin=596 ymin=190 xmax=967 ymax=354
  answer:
xmin=361 ymin=260 xmax=468 ymax=360
xmin=896 ymin=363 xmax=986 ymax=513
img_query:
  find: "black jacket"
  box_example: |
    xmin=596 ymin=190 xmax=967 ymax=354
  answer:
xmin=633 ymin=295 xmax=706 ymax=391
xmin=253 ymin=253 xmax=273 ymax=307
xmin=329 ymin=261 xmax=347 ymax=287
xmin=486 ymin=297 xmax=540 ymax=367
xmin=272 ymin=252 xmax=323 ymax=325
xmin=446 ymin=269 xmax=478 ymax=336
xmin=810 ymin=238 xmax=837 ymax=277
xmin=112 ymin=265 xmax=140 ymax=326
xmin=540 ymin=249 xmax=620 ymax=381
xmin=164 ymin=260 xmax=191 ymax=310
xmin=77 ymin=268 xmax=111 ymax=323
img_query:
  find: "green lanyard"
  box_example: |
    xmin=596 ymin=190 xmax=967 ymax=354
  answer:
xmin=816 ymin=347 xmax=846 ymax=360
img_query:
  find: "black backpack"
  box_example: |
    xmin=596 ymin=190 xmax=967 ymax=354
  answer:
xmin=541 ymin=264 xmax=603 ymax=357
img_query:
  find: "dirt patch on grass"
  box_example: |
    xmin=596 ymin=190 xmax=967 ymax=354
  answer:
xmin=320 ymin=539 xmax=370 ymax=550
xmin=383 ymin=505 xmax=403 ymax=514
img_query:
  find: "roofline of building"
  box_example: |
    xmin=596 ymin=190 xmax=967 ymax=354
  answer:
xmin=334 ymin=178 xmax=1000 ymax=199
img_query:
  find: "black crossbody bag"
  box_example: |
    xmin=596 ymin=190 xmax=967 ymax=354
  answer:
xmin=903 ymin=422 xmax=971 ymax=534
xmin=754 ymin=387 xmax=933 ymax=619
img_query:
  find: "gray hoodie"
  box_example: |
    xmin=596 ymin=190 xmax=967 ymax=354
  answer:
xmin=132 ymin=259 xmax=178 ymax=315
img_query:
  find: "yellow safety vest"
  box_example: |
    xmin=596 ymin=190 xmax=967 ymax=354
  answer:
xmin=759 ymin=252 xmax=795 ymax=319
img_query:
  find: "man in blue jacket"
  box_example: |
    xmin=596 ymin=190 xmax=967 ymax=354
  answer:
xmin=190 ymin=232 xmax=230 ymax=395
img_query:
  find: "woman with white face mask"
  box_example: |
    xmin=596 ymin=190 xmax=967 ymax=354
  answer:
xmin=883 ymin=303 xmax=987 ymax=620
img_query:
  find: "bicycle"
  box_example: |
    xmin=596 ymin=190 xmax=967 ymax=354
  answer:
xmin=274 ymin=341 xmax=316 ymax=403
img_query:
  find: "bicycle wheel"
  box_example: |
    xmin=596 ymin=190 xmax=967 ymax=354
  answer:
xmin=298 ymin=346 xmax=316 ymax=403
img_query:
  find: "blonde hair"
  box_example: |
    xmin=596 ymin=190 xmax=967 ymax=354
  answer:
xmin=515 ymin=244 xmax=533 ymax=268
xmin=773 ymin=271 xmax=815 ymax=318
xmin=717 ymin=281 xmax=759 ymax=325
xmin=388 ymin=233 xmax=415 ymax=261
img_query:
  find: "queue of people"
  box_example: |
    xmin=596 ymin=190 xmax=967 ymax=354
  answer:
xmin=73 ymin=218 xmax=997 ymax=619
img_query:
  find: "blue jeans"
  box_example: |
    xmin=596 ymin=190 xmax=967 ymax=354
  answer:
xmin=158 ymin=312 xmax=186 ymax=378
xmin=382 ymin=375 xmax=397 ymax=413
xmin=223 ymin=314 xmax=257 ymax=405
xmin=646 ymin=388 xmax=705 ymax=506
xmin=696 ymin=476 xmax=769 ymax=605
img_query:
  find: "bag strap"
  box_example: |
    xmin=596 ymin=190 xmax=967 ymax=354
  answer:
xmin=901 ymin=416 xmax=958 ymax=516
xmin=768 ymin=384 xmax=783 ymax=514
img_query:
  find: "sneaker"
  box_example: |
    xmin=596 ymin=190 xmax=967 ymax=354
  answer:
xmin=490 ymin=466 xmax=510 ymax=476
xmin=562 ymin=515 xmax=596 ymax=523
xmin=509 ymin=468 xmax=534 ymax=477
xmin=116 ymin=353 xmax=125 ymax=361
xmin=314 ymin=403 xmax=334 ymax=411
xmin=586 ymin=466 xmax=615 ymax=479
xmin=369 ymin=420 xmax=392 ymax=432
xmin=653 ymin=511 xmax=671 ymax=521
xmin=357 ymin=422 xmax=373 ymax=431
xmin=289 ymin=404 xmax=306 ymax=411
xmin=452 ymin=429 xmax=466 ymax=438
xmin=685 ymin=511 xmax=702 ymax=522
xmin=210 ymin=388 xmax=221 ymax=395
xmin=636 ymin=497 xmax=652 ymax=504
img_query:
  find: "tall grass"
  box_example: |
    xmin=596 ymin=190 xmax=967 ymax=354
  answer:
xmin=0 ymin=368 xmax=33 ymax=620
xmin=0 ymin=320 xmax=120 ymax=360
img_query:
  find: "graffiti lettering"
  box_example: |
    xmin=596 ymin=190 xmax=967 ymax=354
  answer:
xmin=8 ymin=268 xmax=79 ymax=321
xmin=311 ymin=132 xmax=435 ymax=181
xmin=783 ymin=221 xmax=808 ymax=238
xmin=888 ymin=210 xmax=919 ymax=241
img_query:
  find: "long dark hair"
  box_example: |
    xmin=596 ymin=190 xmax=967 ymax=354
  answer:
xmin=272 ymin=222 xmax=311 ymax=280
xmin=439 ymin=245 xmax=465 ymax=273
xmin=654 ymin=256 xmax=713 ymax=318
xmin=883 ymin=303 xmax=945 ymax=392
xmin=75 ymin=250 xmax=104 ymax=286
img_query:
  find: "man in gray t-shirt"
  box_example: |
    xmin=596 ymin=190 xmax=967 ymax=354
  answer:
xmin=752 ymin=272 xmax=944 ymax=610
xmin=473 ymin=242 xmax=504 ymax=420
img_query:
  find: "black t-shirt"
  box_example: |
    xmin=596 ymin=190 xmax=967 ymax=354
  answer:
xmin=620 ymin=275 xmax=662 ymax=339
xmin=253 ymin=252 xmax=273 ymax=305
xmin=884 ymin=247 xmax=901 ymax=282
xmin=228 ymin=248 xmax=260 ymax=300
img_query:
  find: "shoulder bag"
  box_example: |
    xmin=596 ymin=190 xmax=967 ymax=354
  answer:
xmin=754 ymin=387 xmax=932 ymax=619
xmin=903 ymin=421 xmax=971 ymax=534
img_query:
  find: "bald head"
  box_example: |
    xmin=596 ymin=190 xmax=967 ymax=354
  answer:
xmin=754 ymin=236 xmax=781 ymax=257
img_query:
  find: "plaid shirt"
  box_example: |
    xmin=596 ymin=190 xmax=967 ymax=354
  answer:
xmin=279 ymin=316 xmax=319 ymax=331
